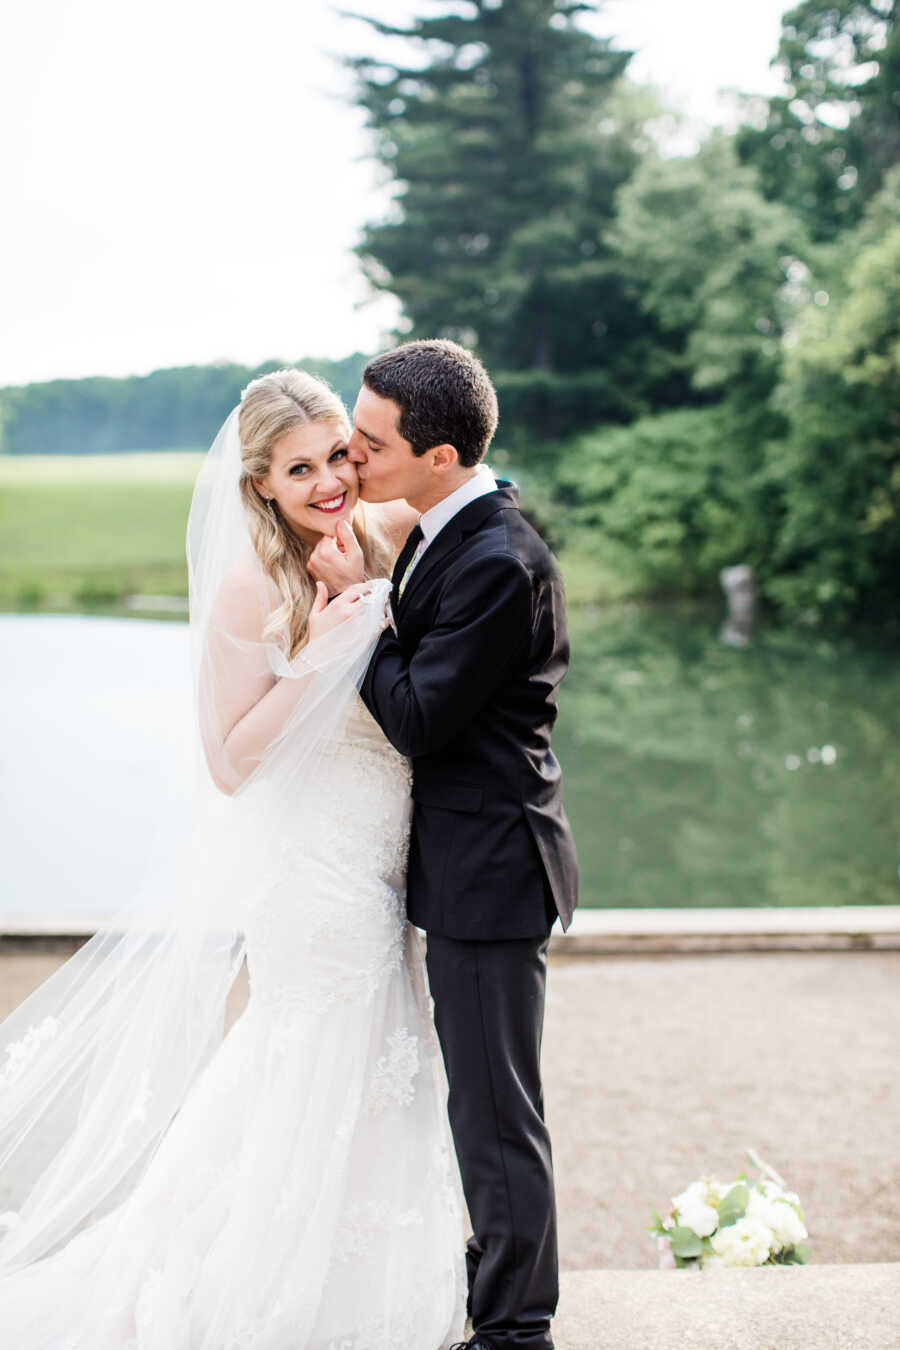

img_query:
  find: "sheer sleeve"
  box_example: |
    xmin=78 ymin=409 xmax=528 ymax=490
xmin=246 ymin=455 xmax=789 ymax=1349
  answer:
xmin=198 ymin=563 xmax=329 ymax=794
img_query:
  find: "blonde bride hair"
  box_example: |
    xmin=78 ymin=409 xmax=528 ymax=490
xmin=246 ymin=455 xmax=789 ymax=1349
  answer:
xmin=238 ymin=368 xmax=393 ymax=656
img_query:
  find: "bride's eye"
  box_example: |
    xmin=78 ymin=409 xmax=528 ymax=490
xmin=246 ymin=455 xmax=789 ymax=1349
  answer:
xmin=288 ymin=464 xmax=308 ymax=476
xmin=330 ymin=448 xmax=349 ymax=462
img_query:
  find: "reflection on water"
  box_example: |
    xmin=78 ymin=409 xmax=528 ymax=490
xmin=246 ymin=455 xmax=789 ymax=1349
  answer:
xmin=556 ymin=604 xmax=900 ymax=908
xmin=0 ymin=615 xmax=196 ymax=922
xmin=1 ymin=608 xmax=897 ymax=920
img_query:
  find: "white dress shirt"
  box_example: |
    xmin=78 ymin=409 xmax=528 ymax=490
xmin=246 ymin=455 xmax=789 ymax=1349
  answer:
xmin=401 ymin=466 xmax=498 ymax=591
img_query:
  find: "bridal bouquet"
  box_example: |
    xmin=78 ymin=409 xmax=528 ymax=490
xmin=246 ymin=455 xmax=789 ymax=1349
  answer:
xmin=650 ymin=1150 xmax=810 ymax=1269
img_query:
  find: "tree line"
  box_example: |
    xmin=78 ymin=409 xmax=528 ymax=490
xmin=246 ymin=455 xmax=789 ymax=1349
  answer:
xmin=0 ymin=355 xmax=368 ymax=457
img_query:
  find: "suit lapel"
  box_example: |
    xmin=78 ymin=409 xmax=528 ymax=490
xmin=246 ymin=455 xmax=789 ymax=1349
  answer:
xmin=395 ymin=483 xmax=519 ymax=618
xmin=395 ymin=518 xmax=463 ymax=617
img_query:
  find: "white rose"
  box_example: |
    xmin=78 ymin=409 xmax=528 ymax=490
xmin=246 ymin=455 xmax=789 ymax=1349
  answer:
xmin=676 ymin=1194 xmax=719 ymax=1238
xmin=710 ymin=1216 xmax=773 ymax=1267
xmin=769 ymin=1199 xmax=807 ymax=1250
xmin=704 ymin=1178 xmax=731 ymax=1206
xmin=673 ymin=1177 xmax=722 ymax=1211
xmin=671 ymin=1180 xmax=706 ymax=1210
xmin=746 ymin=1187 xmax=807 ymax=1253
xmin=746 ymin=1188 xmax=782 ymax=1246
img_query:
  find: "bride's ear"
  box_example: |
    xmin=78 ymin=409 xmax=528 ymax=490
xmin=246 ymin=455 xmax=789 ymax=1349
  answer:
xmin=251 ymin=476 xmax=269 ymax=500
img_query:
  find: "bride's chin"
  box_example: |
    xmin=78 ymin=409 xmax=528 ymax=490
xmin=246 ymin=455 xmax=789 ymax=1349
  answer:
xmin=305 ymin=498 xmax=358 ymax=535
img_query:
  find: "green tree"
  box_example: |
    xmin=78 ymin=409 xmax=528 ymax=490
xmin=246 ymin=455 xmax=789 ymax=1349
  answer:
xmin=737 ymin=0 xmax=899 ymax=241
xmin=764 ymin=176 xmax=900 ymax=623
xmin=611 ymin=135 xmax=810 ymax=410
xmin=555 ymin=404 xmax=775 ymax=595
xmin=348 ymin=0 xmax=687 ymax=442
xmin=552 ymin=138 xmax=813 ymax=599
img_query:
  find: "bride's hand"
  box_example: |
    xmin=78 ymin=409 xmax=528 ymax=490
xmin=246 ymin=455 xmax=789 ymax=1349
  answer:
xmin=307 ymin=580 xmax=374 ymax=641
xmin=308 ymin=520 xmax=366 ymax=596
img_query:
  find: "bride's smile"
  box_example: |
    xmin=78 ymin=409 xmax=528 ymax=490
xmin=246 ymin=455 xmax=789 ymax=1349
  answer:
xmin=252 ymin=416 xmax=359 ymax=544
xmin=309 ymin=490 xmax=348 ymax=513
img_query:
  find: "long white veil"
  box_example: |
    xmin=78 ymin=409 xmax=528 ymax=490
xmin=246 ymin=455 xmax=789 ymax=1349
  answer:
xmin=0 ymin=407 xmax=392 ymax=1277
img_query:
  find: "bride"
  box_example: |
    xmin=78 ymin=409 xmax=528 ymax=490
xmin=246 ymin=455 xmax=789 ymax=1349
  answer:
xmin=0 ymin=369 xmax=467 ymax=1348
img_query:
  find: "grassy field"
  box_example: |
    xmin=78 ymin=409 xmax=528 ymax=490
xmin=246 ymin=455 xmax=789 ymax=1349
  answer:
xmin=0 ymin=450 xmax=637 ymax=612
xmin=0 ymin=453 xmax=203 ymax=609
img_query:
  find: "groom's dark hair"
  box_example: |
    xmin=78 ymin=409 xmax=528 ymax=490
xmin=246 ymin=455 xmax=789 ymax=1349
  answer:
xmin=363 ymin=339 xmax=499 ymax=468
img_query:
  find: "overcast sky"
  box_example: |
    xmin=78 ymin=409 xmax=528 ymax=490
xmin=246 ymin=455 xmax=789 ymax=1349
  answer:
xmin=1 ymin=0 xmax=790 ymax=386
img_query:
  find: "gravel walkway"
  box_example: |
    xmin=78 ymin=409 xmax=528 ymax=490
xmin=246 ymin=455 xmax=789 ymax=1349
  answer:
xmin=544 ymin=950 xmax=900 ymax=1268
xmin=3 ymin=945 xmax=898 ymax=1269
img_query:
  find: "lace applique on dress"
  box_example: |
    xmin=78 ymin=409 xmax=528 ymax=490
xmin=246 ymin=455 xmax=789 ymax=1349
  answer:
xmin=111 ymin=1071 xmax=153 ymax=1147
xmin=334 ymin=1198 xmax=425 ymax=1264
xmin=0 ymin=1015 xmax=60 ymax=1089
xmin=366 ymin=1027 xmax=420 ymax=1116
xmin=322 ymin=1301 xmax=437 ymax=1350
xmin=226 ymin=1300 xmax=286 ymax=1350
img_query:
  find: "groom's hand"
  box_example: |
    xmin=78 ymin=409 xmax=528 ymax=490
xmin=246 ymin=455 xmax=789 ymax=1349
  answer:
xmin=308 ymin=520 xmax=366 ymax=595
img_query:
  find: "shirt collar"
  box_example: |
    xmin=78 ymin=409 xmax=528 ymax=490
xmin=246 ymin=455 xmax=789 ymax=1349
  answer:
xmin=418 ymin=466 xmax=498 ymax=545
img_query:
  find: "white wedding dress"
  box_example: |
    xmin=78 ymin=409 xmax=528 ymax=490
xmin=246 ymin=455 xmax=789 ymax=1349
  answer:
xmin=0 ymin=404 xmax=466 ymax=1346
xmin=0 ymin=689 xmax=466 ymax=1348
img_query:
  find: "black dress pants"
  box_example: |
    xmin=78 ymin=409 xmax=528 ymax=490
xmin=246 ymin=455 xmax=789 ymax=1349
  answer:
xmin=425 ymin=933 xmax=558 ymax=1350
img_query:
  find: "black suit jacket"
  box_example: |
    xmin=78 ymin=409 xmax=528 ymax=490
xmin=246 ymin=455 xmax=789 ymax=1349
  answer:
xmin=360 ymin=483 xmax=578 ymax=940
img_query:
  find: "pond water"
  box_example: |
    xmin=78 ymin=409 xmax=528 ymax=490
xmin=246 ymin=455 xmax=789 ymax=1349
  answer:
xmin=1 ymin=609 xmax=897 ymax=922
xmin=1 ymin=615 xmax=196 ymax=923
xmin=556 ymin=604 xmax=899 ymax=908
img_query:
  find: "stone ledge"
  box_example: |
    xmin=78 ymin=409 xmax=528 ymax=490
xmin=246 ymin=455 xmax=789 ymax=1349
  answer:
xmin=3 ymin=906 xmax=900 ymax=956
xmin=552 ymin=905 xmax=900 ymax=955
xmin=555 ymin=1264 xmax=900 ymax=1350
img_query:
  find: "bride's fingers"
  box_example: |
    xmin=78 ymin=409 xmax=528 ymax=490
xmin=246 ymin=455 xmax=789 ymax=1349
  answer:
xmin=308 ymin=536 xmax=337 ymax=570
xmin=311 ymin=580 xmax=329 ymax=614
xmin=336 ymin=519 xmax=362 ymax=558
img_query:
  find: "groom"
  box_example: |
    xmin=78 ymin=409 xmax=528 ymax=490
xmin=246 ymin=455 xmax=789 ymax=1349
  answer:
xmin=312 ymin=339 xmax=577 ymax=1350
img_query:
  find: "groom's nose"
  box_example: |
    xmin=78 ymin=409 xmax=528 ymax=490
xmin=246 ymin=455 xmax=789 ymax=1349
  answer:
xmin=347 ymin=431 xmax=367 ymax=465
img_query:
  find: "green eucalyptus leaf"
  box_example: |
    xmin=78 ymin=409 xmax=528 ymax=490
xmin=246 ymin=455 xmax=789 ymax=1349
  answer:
xmin=669 ymin=1225 xmax=703 ymax=1259
xmin=717 ymin=1183 xmax=750 ymax=1228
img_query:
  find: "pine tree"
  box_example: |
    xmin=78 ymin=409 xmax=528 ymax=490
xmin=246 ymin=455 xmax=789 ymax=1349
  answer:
xmin=348 ymin=0 xmax=683 ymax=443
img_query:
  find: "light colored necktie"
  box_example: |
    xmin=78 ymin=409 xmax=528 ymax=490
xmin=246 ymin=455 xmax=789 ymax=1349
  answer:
xmin=398 ymin=535 xmax=424 ymax=597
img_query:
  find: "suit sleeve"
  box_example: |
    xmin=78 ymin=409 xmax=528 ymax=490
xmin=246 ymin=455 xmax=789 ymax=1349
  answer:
xmin=360 ymin=553 xmax=533 ymax=758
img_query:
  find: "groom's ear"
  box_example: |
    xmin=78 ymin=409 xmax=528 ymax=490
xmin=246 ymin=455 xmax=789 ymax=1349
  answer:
xmin=428 ymin=443 xmax=459 ymax=476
